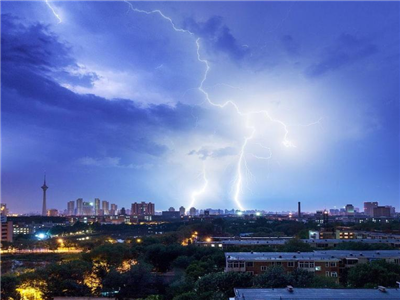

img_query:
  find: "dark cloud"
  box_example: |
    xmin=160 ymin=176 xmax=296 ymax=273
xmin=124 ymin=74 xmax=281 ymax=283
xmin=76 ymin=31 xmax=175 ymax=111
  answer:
xmin=281 ymin=35 xmax=300 ymax=56
xmin=305 ymin=33 xmax=378 ymax=77
xmin=188 ymin=146 xmax=237 ymax=160
xmin=1 ymin=14 xmax=99 ymax=89
xmin=183 ymin=16 xmax=249 ymax=60
xmin=1 ymin=14 xmax=73 ymax=71
xmin=1 ymin=14 xmax=206 ymax=166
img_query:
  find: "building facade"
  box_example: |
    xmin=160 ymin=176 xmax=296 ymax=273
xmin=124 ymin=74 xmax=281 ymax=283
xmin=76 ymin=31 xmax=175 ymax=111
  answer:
xmin=364 ymin=202 xmax=378 ymax=216
xmin=131 ymin=202 xmax=155 ymax=216
xmin=1 ymin=220 xmax=13 ymax=242
xmin=102 ymin=200 xmax=110 ymax=215
xmin=179 ymin=206 xmax=185 ymax=216
xmin=76 ymin=198 xmax=83 ymax=216
xmin=373 ymin=206 xmax=391 ymax=218
xmin=110 ymin=203 xmax=118 ymax=216
xmin=225 ymin=250 xmax=400 ymax=283
xmin=67 ymin=201 xmax=75 ymax=216
xmin=94 ymin=198 xmax=100 ymax=216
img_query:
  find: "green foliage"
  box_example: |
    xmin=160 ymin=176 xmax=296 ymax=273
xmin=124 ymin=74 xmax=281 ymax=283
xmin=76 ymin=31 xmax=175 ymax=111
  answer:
xmin=118 ymin=263 xmax=155 ymax=299
xmin=282 ymin=239 xmax=313 ymax=252
xmin=195 ymin=272 xmax=253 ymax=298
xmin=347 ymin=260 xmax=400 ymax=288
xmin=1 ymin=274 xmax=20 ymax=300
xmin=253 ymin=266 xmax=290 ymax=288
xmin=334 ymin=242 xmax=395 ymax=251
xmin=82 ymin=243 xmax=134 ymax=268
xmin=37 ymin=260 xmax=92 ymax=297
xmin=309 ymin=275 xmax=341 ymax=288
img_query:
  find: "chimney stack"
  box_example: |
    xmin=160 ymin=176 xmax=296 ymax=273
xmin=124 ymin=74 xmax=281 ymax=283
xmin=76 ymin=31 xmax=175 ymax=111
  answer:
xmin=298 ymin=201 xmax=301 ymax=219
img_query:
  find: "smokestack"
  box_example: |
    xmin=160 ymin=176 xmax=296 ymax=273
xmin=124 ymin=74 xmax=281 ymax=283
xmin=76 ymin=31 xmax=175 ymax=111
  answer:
xmin=298 ymin=202 xmax=301 ymax=219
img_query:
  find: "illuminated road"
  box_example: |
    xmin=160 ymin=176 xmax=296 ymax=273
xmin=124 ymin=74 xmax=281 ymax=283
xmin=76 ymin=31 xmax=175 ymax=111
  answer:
xmin=1 ymin=248 xmax=83 ymax=254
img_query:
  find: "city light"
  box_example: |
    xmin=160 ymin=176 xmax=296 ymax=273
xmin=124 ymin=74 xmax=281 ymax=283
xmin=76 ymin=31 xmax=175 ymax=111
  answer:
xmin=35 ymin=233 xmax=46 ymax=240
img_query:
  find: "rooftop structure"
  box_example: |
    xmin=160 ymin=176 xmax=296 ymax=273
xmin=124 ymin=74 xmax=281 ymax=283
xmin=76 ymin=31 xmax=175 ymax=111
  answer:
xmin=233 ymin=288 xmax=400 ymax=300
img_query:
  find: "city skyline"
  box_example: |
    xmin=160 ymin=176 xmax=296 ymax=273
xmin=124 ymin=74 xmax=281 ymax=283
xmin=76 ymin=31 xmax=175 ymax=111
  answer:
xmin=2 ymin=1 xmax=399 ymax=213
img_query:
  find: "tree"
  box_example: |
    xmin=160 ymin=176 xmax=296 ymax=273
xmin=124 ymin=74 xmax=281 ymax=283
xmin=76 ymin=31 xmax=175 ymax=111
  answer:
xmin=195 ymin=272 xmax=253 ymax=298
xmin=36 ymin=260 xmax=92 ymax=297
xmin=83 ymin=243 xmax=134 ymax=269
xmin=253 ymin=266 xmax=290 ymax=288
xmin=118 ymin=263 xmax=155 ymax=299
xmin=282 ymin=239 xmax=313 ymax=252
xmin=347 ymin=260 xmax=400 ymax=288
xmin=1 ymin=274 xmax=20 ymax=300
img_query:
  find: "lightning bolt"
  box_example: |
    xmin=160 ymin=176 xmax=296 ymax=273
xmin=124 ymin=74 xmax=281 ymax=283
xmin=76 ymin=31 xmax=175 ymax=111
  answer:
xmin=188 ymin=164 xmax=208 ymax=210
xmin=124 ymin=2 xmax=314 ymax=211
xmin=45 ymin=0 xmax=62 ymax=24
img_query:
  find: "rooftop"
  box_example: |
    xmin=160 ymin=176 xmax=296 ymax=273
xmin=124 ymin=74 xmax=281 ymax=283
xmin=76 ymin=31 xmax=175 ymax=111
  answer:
xmin=197 ymin=239 xmax=400 ymax=246
xmin=233 ymin=288 xmax=400 ymax=300
xmin=226 ymin=250 xmax=400 ymax=261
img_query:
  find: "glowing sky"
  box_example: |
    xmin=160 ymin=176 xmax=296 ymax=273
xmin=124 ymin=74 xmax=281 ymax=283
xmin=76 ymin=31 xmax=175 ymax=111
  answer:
xmin=2 ymin=1 xmax=399 ymax=214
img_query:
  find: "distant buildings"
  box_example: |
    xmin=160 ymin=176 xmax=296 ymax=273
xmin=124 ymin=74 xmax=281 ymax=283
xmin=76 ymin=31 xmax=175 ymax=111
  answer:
xmin=345 ymin=204 xmax=354 ymax=215
xmin=1 ymin=221 xmax=13 ymax=242
xmin=47 ymin=209 xmax=58 ymax=217
xmin=67 ymin=201 xmax=75 ymax=216
xmin=161 ymin=210 xmax=180 ymax=219
xmin=76 ymin=198 xmax=83 ymax=216
xmin=131 ymin=202 xmax=155 ymax=216
xmin=373 ymin=206 xmax=391 ymax=218
xmin=179 ymin=206 xmax=185 ymax=216
xmin=364 ymin=201 xmax=378 ymax=216
xmin=110 ymin=203 xmax=118 ymax=216
xmin=1 ymin=204 xmax=13 ymax=242
xmin=82 ymin=202 xmax=93 ymax=215
xmin=102 ymin=200 xmax=109 ymax=215
xmin=189 ymin=207 xmax=197 ymax=217
xmin=94 ymin=198 xmax=100 ymax=215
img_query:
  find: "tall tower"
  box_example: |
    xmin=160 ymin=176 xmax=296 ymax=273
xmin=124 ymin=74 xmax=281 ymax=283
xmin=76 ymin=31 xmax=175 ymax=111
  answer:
xmin=41 ymin=175 xmax=48 ymax=216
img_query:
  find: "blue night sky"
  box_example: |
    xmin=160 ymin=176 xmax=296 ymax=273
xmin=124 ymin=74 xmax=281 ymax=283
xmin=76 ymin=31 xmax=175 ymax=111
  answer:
xmin=1 ymin=1 xmax=399 ymax=214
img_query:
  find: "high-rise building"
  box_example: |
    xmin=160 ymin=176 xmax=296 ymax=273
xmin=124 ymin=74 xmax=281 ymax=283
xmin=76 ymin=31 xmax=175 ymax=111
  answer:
xmin=345 ymin=204 xmax=354 ymax=215
xmin=189 ymin=207 xmax=196 ymax=217
xmin=110 ymin=204 xmax=118 ymax=216
xmin=386 ymin=206 xmax=396 ymax=216
xmin=102 ymin=201 xmax=109 ymax=215
xmin=94 ymin=198 xmax=100 ymax=216
xmin=179 ymin=206 xmax=185 ymax=216
xmin=373 ymin=206 xmax=391 ymax=218
xmin=131 ymin=202 xmax=155 ymax=216
xmin=41 ymin=175 xmax=48 ymax=216
xmin=364 ymin=202 xmax=378 ymax=216
xmin=1 ymin=220 xmax=13 ymax=242
xmin=120 ymin=207 xmax=126 ymax=215
xmin=83 ymin=202 xmax=93 ymax=216
xmin=1 ymin=203 xmax=9 ymax=217
xmin=67 ymin=201 xmax=75 ymax=216
xmin=47 ymin=209 xmax=58 ymax=217
xmin=76 ymin=198 xmax=83 ymax=216
xmin=168 ymin=207 xmax=175 ymax=212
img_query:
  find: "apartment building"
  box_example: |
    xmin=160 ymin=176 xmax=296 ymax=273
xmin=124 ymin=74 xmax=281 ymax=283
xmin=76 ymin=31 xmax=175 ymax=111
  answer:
xmin=233 ymin=288 xmax=400 ymax=300
xmin=226 ymin=252 xmax=340 ymax=279
xmin=225 ymin=250 xmax=400 ymax=282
